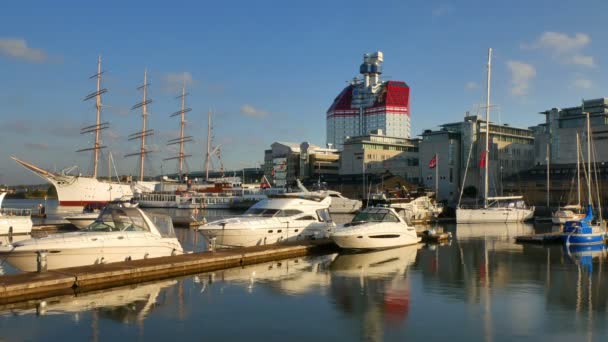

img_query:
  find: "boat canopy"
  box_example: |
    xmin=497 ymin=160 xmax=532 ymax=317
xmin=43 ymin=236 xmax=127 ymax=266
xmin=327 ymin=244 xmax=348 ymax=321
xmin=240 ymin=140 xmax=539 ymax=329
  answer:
xmin=487 ymin=196 xmax=523 ymax=201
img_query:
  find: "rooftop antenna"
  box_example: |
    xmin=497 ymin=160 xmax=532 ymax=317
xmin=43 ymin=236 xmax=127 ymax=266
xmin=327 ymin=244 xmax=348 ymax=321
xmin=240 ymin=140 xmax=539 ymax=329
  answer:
xmin=164 ymin=79 xmax=193 ymax=179
xmin=126 ymin=69 xmax=155 ymax=181
xmin=78 ymin=56 xmax=109 ymax=178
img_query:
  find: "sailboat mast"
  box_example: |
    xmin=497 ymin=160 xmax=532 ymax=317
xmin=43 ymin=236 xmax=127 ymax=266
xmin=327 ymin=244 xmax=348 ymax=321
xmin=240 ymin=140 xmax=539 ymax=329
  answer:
xmin=126 ymin=69 xmax=154 ymax=182
xmin=576 ymin=133 xmax=581 ymax=208
xmin=205 ymin=110 xmax=212 ymax=182
xmin=93 ymin=57 xmax=102 ymax=179
xmin=586 ymin=110 xmax=592 ymax=205
xmin=178 ymin=85 xmax=186 ymax=175
xmin=139 ymin=70 xmax=149 ymax=181
xmin=546 ymin=143 xmax=550 ymax=207
xmin=484 ymin=48 xmax=492 ymax=208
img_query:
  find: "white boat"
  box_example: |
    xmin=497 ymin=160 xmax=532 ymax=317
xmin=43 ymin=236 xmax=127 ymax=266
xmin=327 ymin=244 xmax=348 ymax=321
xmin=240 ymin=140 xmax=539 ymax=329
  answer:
xmin=198 ymin=193 xmax=334 ymax=248
xmin=0 ymin=204 xmax=183 ymax=272
xmin=331 ymin=207 xmax=420 ymax=250
xmin=295 ymin=180 xmax=361 ymax=214
xmin=456 ymin=196 xmax=534 ymax=224
xmin=390 ymin=195 xmax=443 ymax=223
xmin=11 ymin=58 xmax=157 ymax=206
xmin=455 ymin=48 xmax=533 ymax=223
xmin=64 ymin=212 xmax=100 ymax=229
xmin=0 ymin=192 xmax=33 ymax=236
xmin=552 ymin=206 xmax=585 ymax=225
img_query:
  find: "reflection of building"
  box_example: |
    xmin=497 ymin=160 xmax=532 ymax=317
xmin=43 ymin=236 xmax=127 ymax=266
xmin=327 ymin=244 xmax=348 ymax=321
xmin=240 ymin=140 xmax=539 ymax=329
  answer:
xmin=420 ymin=114 xmax=534 ymax=204
xmin=327 ymin=51 xmax=411 ymax=150
xmin=339 ymin=129 xmax=420 ymax=184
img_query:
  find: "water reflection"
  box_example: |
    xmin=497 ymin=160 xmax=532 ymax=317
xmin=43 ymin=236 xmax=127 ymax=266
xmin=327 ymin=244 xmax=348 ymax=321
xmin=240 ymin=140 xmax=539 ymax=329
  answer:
xmin=329 ymin=246 xmax=419 ymax=341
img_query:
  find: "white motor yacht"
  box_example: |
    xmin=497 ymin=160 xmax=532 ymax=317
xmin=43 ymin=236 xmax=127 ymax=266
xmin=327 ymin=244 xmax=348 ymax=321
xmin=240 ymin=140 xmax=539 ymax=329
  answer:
xmin=198 ymin=193 xmax=334 ymax=248
xmin=552 ymin=206 xmax=585 ymax=225
xmin=0 ymin=192 xmax=33 ymax=236
xmin=0 ymin=204 xmax=183 ymax=272
xmin=331 ymin=207 xmax=420 ymax=250
xmin=324 ymin=190 xmax=362 ymax=214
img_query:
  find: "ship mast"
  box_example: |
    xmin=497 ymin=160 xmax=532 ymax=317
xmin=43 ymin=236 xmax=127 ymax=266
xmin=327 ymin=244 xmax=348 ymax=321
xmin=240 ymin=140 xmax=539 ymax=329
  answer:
xmin=483 ymin=48 xmax=492 ymax=209
xmin=78 ymin=56 xmax=109 ymax=179
xmin=205 ymin=110 xmax=211 ymax=182
xmin=126 ymin=69 xmax=155 ymax=181
xmin=165 ymin=81 xmax=193 ymax=179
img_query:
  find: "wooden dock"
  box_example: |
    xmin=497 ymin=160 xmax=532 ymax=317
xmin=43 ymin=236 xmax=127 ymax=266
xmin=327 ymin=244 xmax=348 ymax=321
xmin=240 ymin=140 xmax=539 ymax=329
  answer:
xmin=0 ymin=239 xmax=337 ymax=305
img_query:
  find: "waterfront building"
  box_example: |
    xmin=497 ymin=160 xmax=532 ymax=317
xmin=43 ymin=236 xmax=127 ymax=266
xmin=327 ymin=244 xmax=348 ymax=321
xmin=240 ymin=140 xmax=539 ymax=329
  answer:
xmin=532 ymin=98 xmax=608 ymax=165
xmin=420 ymin=114 xmax=534 ymax=204
xmin=339 ymin=129 xmax=420 ymax=184
xmin=326 ymin=51 xmax=411 ymax=150
xmin=263 ymin=142 xmax=340 ymax=187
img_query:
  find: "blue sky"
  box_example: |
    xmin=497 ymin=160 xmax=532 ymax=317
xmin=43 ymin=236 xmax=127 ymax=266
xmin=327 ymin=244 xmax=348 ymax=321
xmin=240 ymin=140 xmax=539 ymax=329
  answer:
xmin=1 ymin=0 xmax=607 ymax=184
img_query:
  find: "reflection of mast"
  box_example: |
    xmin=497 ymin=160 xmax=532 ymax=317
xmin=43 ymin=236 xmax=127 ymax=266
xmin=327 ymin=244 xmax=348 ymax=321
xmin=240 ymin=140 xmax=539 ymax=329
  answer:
xmin=165 ymin=82 xmax=193 ymax=178
xmin=483 ymin=238 xmax=493 ymax=342
xmin=78 ymin=56 xmax=109 ymax=179
xmin=126 ymin=69 xmax=155 ymax=181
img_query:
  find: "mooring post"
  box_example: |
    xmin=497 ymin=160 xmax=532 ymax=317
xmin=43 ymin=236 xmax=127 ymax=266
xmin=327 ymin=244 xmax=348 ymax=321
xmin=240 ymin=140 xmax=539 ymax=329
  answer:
xmin=36 ymin=250 xmax=48 ymax=273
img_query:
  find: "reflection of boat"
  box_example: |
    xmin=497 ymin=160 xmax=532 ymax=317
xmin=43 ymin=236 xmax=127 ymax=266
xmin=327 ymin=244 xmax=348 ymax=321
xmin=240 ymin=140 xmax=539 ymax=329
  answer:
xmin=0 ymin=192 xmax=32 ymax=235
xmin=196 ymin=254 xmax=336 ymax=294
xmin=331 ymin=207 xmax=420 ymax=250
xmin=330 ymin=244 xmax=419 ymax=277
xmin=198 ymin=194 xmax=334 ymax=248
xmin=455 ymin=222 xmax=535 ymax=239
xmin=0 ymin=204 xmax=183 ymax=271
xmin=0 ymin=279 xmax=176 ymax=320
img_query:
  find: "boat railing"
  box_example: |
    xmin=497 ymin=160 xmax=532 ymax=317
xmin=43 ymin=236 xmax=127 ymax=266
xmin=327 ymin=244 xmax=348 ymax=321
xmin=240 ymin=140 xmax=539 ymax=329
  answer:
xmin=0 ymin=208 xmax=32 ymax=217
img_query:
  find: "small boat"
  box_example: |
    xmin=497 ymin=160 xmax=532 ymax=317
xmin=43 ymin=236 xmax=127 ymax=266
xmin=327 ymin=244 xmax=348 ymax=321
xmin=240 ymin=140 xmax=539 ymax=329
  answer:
xmin=0 ymin=203 xmax=183 ymax=271
xmin=0 ymin=192 xmax=32 ymax=236
xmin=330 ymin=207 xmax=420 ymax=250
xmin=64 ymin=203 xmax=107 ymax=229
xmin=552 ymin=206 xmax=585 ymax=225
xmin=198 ymin=193 xmax=334 ymax=248
xmin=561 ymin=205 xmax=606 ymax=246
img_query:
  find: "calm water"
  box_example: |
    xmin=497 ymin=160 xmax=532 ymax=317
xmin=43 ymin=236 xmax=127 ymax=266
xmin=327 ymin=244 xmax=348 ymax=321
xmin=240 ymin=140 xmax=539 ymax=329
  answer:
xmin=1 ymin=200 xmax=608 ymax=341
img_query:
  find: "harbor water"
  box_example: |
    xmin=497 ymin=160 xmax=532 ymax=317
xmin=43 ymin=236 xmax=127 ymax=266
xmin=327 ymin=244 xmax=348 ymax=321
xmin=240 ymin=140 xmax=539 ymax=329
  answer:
xmin=1 ymin=199 xmax=608 ymax=340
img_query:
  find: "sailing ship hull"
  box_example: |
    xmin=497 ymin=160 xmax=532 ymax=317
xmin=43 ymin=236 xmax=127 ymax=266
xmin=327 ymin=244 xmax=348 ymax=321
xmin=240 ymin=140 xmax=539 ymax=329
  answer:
xmin=561 ymin=232 xmax=605 ymax=245
xmin=456 ymin=208 xmax=534 ymax=223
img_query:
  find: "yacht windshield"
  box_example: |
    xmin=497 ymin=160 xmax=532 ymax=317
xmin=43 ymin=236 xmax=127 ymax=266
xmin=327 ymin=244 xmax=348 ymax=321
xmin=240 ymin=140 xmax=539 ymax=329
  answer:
xmin=352 ymin=209 xmax=400 ymax=223
xmin=86 ymin=208 xmax=151 ymax=232
xmin=244 ymin=208 xmax=280 ymax=217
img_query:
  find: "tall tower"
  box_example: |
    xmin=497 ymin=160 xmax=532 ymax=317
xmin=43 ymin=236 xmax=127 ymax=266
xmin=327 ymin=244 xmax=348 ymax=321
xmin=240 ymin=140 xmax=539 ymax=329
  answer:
xmin=326 ymin=51 xmax=410 ymax=149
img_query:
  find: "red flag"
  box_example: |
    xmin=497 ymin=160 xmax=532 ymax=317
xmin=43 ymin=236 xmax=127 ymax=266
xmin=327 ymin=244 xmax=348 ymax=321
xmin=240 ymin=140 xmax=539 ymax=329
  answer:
xmin=479 ymin=151 xmax=487 ymax=168
xmin=428 ymin=155 xmax=437 ymax=169
xmin=271 ymin=167 xmax=275 ymax=177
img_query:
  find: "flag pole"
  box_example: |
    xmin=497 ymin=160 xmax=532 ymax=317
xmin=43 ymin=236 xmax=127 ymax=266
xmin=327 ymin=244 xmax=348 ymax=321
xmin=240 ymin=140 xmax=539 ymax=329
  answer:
xmin=435 ymin=153 xmax=439 ymax=200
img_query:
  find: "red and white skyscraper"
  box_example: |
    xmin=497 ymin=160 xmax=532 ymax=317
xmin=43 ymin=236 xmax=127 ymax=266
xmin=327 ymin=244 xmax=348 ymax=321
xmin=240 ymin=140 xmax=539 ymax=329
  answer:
xmin=326 ymin=51 xmax=411 ymax=149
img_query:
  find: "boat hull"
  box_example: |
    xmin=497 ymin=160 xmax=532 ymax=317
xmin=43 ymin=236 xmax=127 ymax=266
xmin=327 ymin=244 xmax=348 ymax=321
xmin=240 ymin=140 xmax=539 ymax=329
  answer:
xmin=64 ymin=214 xmax=98 ymax=229
xmin=331 ymin=222 xmax=420 ymax=250
xmin=1 ymin=244 xmax=180 ymax=272
xmin=0 ymin=216 xmax=32 ymax=235
xmin=456 ymin=208 xmax=534 ymax=223
xmin=561 ymin=232 xmax=606 ymax=246
xmin=199 ymin=225 xmax=329 ymax=248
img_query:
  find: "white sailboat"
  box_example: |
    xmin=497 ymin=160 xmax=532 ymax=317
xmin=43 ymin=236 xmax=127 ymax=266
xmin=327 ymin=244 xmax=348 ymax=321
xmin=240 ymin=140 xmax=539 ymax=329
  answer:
xmin=552 ymin=133 xmax=585 ymax=224
xmin=456 ymin=48 xmax=534 ymax=224
xmin=12 ymin=57 xmax=156 ymax=206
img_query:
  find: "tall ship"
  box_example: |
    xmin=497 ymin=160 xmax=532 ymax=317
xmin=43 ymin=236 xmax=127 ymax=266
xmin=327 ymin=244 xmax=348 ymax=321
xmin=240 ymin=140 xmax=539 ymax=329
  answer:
xmin=12 ymin=57 xmax=156 ymax=206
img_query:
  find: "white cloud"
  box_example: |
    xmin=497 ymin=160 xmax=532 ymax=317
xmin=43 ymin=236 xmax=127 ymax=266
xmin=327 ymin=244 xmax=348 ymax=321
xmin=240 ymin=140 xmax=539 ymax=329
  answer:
xmin=465 ymin=81 xmax=478 ymax=90
xmin=24 ymin=142 xmax=49 ymax=150
xmin=162 ymin=72 xmax=194 ymax=93
xmin=506 ymin=60 xmax=536 ymax=96
xmin=432 ymin=4 xmax=453 ymax=17
xmin=569 ymin=54 xmax=595 ymax=67
xmin=0 ymin=38 xmax=47 ymax=62
xmin=573 ymin=78 xmax=593 ymax=89
xmin=525 ymin=32 xmax=595 ymax=68
xmin=240 ymin=104 xmax=269 ymax=118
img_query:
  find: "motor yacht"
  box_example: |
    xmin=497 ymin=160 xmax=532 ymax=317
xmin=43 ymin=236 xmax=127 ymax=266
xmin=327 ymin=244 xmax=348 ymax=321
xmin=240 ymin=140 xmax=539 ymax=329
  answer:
xmin=198 ymin=193 xmax=334 ymax=248
xmin=0 ymin=204 xmax=183 ymax=272
xmin=0 ymin=192 xmax=32 ymax=236
xmin=330 ymin=207 xmax=420 ymax=250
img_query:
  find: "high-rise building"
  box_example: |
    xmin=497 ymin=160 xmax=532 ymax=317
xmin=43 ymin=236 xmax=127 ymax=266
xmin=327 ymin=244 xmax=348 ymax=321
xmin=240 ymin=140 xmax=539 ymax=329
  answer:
xmin=326 ymin=51 xmax=410 ymax=150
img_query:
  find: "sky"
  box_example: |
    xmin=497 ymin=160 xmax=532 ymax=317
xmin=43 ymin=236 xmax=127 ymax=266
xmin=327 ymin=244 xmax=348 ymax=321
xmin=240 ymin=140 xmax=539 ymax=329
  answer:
xmin=1 ymin=0 xmax=607 ymax=185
